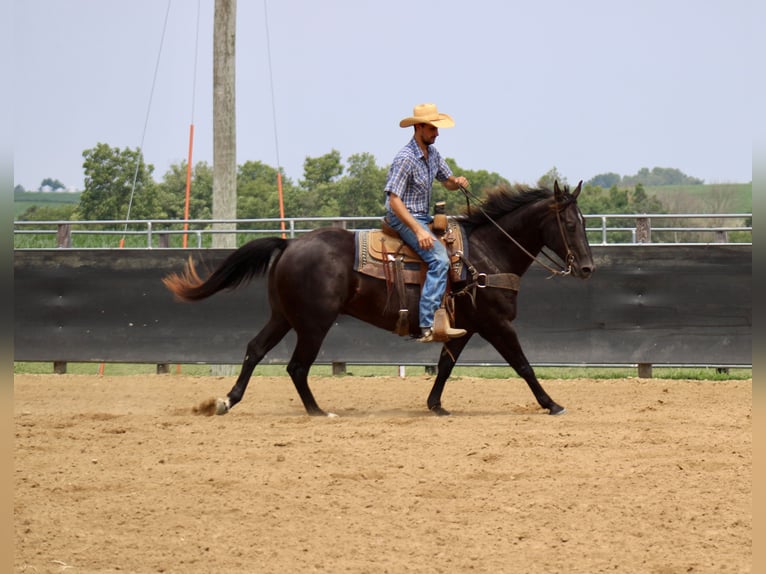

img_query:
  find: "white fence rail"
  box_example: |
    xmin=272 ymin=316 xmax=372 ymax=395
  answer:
xmin=13 ymin=213 xmax=752 ymax=248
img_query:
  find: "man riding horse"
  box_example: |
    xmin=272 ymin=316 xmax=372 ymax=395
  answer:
xmin=384 ymin=103 xmax=470 ymax=343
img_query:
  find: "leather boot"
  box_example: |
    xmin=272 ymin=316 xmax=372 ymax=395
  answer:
xmin=430 ymin=308 xmax=467 ymax=342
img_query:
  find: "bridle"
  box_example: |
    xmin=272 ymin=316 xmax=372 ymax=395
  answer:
xmin=458 ymin=185 xmax=576 ymax=278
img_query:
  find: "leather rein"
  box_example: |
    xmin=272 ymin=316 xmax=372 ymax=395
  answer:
xmin=457 ymin=185 xmax=576 ymax=278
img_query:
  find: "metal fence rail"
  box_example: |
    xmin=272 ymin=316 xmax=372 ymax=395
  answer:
xmin=13 ymin=213 xmax=752 ymax=249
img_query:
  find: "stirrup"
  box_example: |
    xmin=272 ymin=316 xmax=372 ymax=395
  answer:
xmin=417 ymin=326 xmax=466 ymax=343
xmin=417 ymin=328 xmax=435 ymax=343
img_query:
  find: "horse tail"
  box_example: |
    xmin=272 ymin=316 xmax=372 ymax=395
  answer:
xmin=163 ymin=236 xmax=289 ymax=302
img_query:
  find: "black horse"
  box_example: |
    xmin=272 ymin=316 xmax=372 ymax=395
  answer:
xmin=163 ymin=181 xmax=594 ymax=417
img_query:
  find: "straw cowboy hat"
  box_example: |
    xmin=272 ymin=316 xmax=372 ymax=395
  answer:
xmin=399 ymin=103 xmax=455 ymax=128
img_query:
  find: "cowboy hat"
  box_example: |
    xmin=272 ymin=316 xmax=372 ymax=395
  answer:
xmin=399 ymin=103 xmax=455 ymax=128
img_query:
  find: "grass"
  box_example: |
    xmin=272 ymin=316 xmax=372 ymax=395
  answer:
xmin=13 ymin=362 xmax=751 ymax=381
xmin=645 ymin=182 xmax=752 ymax=213
xmin=14 ymin=190 xmax=81 ymax=218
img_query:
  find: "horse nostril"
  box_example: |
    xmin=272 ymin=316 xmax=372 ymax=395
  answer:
xmin=580 ymin=265 xmax=594 ymax=277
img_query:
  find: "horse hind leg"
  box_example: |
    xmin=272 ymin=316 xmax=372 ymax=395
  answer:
xmin=194 ymin=315 xmax=291 ymax=416
xmin=286 ymin=361 xmax=327 ymax=417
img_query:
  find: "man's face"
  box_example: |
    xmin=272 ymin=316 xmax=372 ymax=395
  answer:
xmin=416 ymin=124 xmax=439 ymax=146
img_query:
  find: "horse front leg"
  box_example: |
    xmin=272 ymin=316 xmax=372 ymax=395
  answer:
xmin=483 ymin=324 xmax=566 ymax=415
xmin=427 ymin=335 xmax=472 ymax=416
xmin=515 ymin=363 xmax=566 ymax=415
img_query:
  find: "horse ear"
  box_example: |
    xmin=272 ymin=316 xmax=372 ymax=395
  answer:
xmin=572 ymin=180 xmax=583 ymax=199
xmin=553 ymin=179 xmax=562 ymax=199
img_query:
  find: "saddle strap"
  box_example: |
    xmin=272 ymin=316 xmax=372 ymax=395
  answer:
xmin=477 ymin=272 xmax=520 ymax=291
xmin=393 ymin=256 xmax=410 ymax=335
xmin=450 ymin=251 xmax=521 ymax=308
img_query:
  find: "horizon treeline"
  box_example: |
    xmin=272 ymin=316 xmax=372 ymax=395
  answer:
xmin=14 ymin=143 xmax=737 ymax=223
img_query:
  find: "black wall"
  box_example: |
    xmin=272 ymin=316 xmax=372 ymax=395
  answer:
xmin=14 ymin=245 xmax=751 ymax=366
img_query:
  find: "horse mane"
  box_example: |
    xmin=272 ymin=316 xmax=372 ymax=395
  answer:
xmin=457 ymin=183 xmax=558 ymax=228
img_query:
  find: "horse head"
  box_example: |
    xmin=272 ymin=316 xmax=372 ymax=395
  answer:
xmin=548 ymin=180 xmax=595 ymax=279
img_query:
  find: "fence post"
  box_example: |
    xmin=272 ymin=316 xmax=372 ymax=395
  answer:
xmin=635 ymin=218 xmax=652 ymax=376
xmin=57 ymin=224 xmax=72 ymax=248
xmin=158 ymin=233 xmax=170 ymax=248
xmin=638 ymin=363 xmax=653 ymax=378
xmin=332 ymin=362 xmax=347 ymax=375
xmin=635 ymin=217 xmax=651 ymax=244
xmin=53 ymin=361 xmax=67 ymax=374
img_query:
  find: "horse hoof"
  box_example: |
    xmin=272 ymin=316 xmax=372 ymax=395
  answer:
xmin=326 ymin=412 xmax=339 ymax=418
xmin=429 ymin=406 xmax=451 ymax=417
xmin=192 ymin=397 xmax=223 ymax=416
xmin=215 ymin=398 xmax=230 ymax=415
xmin=549 ymin=405 xmax=567 ymax=415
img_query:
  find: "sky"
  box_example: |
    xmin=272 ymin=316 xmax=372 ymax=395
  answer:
xmin=12 ymin=0 xmax=755 ymax=193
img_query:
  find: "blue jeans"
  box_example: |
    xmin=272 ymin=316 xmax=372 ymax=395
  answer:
xmin=386 ymin=212 xmax=449 ymax=329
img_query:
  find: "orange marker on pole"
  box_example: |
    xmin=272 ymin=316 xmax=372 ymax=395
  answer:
xmin=183 ymin=123 xmax=194 ymax=248
xmin=277 ymin=171 xmax=286 ymax=239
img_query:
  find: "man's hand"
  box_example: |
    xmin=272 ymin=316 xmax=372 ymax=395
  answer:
xmin=415 ymin=226 xmax=435 ymax=250
xmin=389 ymin=194 xmax=436 ymax=250
xmin=453 ymin=175 xmax=469 ymax=189
xmin=444 ymin=176 xmax=470 ymax=191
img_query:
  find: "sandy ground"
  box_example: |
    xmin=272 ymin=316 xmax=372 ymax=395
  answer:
xmin=15 ymin=373 xmax=751 ymax=574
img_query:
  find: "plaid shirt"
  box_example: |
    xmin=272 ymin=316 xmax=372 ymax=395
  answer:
xmin=384 ymin=137 xmax=453 ymax=217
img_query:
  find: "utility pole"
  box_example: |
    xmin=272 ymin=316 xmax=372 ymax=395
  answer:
xmin=211 ymin=0 xmax=237 ymax=375
xmin=212 ymin=0 xmax=236 ymax=248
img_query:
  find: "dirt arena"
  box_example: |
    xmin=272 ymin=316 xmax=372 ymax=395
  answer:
xmin=15 ymin=373 xmax=751 ymax=573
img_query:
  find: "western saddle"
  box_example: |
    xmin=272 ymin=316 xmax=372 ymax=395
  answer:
xmin=354 ymin=203 xmax=465 ymax=340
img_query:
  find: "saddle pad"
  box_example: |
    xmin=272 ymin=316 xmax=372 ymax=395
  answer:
xmin=354 ymin=222 xmax=468 ymax=285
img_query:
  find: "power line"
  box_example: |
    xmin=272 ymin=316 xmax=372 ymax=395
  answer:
xmin=263 ymin=0 xmax=285 ymax=234
xmin=263 ymin=0 xmax=281 ymax=170
xmin=122 ymin=0 xmax=172 ymax=245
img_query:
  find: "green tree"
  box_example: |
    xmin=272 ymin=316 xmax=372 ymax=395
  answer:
xmin=300 ymin=149 xmax=343 ymax=190
xmin=40 ymin=178 xmax=66 ymax=191
xmin=291 ymin=150 xmax=345 ymax=217
xmin=435 ymin=159 xmax=510 ymax=213
xmin=578 ymin=182 xmax=664 ymax=216
xmin=622 ymin=167 xmax=703 ymax=186
xmin=587 ymin=172 xmax=621 ymax=189
xmin=334 ymin=152 xmax=387 ymax=217
xmin=608 ymin=184 xmax=629 ymax=212
xmin=537 ymin=166 xmax=568 ymax=189
xmin=155 ymin=161 xmax=213 ymax=220
xmin=79 ymin=143 xmax=158 ymax=220
xmin=631 ymin=183 xmax=663 ymax=213
xmin=237 ymin=160 xmax=295 ymax=221
xmin=577 ymin=184 xmax=613 ymax=215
